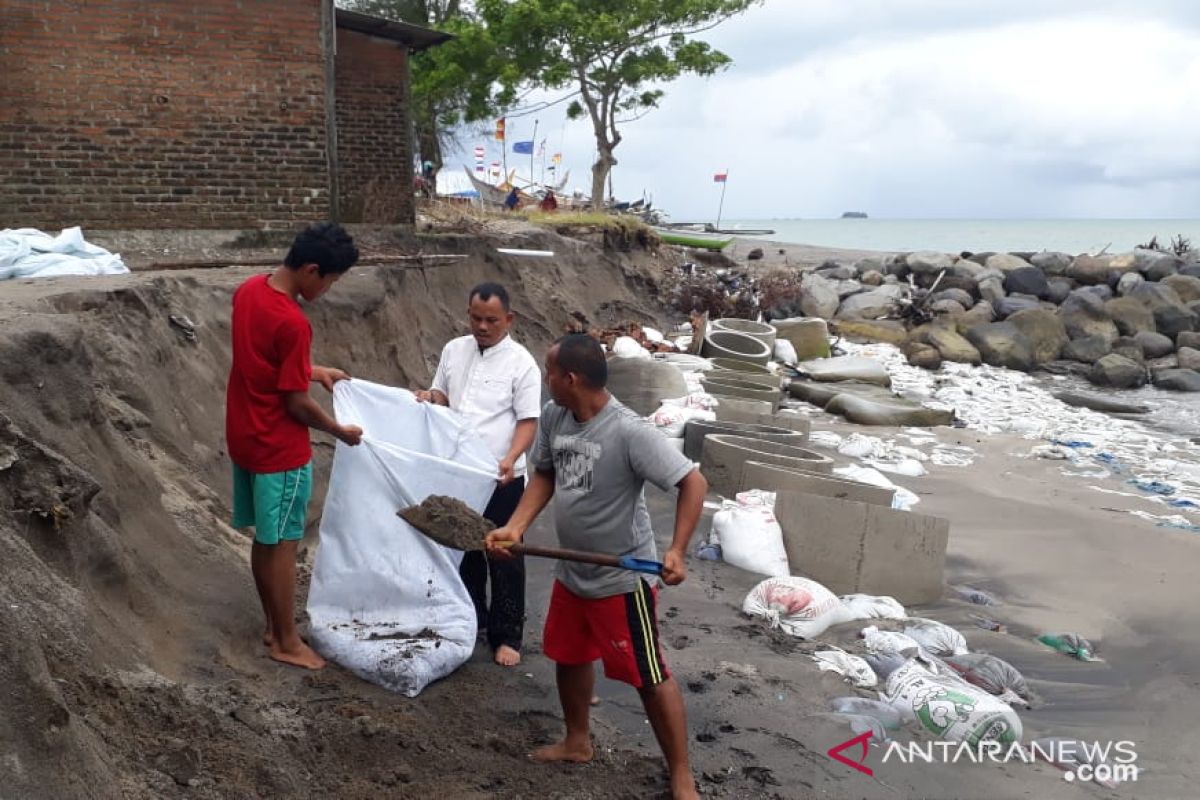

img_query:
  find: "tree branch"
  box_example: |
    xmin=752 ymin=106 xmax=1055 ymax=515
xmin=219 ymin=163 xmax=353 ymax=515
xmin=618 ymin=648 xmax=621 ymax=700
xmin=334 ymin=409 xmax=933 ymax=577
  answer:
xmin=503 ymin=89 xmax=582 ymax=119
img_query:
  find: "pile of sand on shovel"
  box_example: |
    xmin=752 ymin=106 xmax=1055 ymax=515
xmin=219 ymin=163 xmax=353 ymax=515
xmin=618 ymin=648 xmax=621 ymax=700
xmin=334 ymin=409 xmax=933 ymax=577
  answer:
xmin=397 ymin=495 xmax=494 ymax=551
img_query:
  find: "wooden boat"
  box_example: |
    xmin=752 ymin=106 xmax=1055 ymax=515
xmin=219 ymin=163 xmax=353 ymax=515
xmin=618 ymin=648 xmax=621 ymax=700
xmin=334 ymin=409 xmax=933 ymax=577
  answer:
xmin=659 ymin=222 xmax=775 ymax=235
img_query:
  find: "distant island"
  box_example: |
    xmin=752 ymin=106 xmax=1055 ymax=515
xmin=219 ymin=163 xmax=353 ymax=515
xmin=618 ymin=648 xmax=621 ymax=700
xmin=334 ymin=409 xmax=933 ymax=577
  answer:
xmin=841 ymin=211 xmax=868 ymax=219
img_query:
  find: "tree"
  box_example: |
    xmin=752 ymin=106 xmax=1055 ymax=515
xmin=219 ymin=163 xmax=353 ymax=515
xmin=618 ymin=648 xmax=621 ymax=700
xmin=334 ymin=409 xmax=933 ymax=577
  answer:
xmin=479 ymin=0 xmax=759 ymax=207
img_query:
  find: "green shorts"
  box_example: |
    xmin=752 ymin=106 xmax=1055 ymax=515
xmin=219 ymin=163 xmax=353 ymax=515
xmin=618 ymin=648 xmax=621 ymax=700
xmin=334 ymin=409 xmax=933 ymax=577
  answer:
xmin=231 ymin=462 xmax=313 ymax=546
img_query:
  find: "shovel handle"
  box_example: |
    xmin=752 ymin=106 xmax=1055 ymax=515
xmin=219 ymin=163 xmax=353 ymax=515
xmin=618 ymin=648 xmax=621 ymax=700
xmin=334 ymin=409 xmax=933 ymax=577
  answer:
xmin=506 ymin=543 xmax=663 ymax=576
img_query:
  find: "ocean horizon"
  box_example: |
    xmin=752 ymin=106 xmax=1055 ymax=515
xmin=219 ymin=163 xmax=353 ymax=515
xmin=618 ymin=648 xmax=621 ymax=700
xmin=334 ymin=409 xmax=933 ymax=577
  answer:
xmin=717 ymin=218 xmax=1200 ymax=256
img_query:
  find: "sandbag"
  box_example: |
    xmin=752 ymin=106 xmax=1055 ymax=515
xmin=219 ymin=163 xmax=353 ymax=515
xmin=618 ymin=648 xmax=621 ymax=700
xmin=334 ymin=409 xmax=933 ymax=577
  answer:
xmin=944 ymin=654 xmax=1032 ymax=706
xmin=712 ymin=502 xmax=789 ymax=577
xmin=841 ymin=594 xmax=908 ymax=621
xmin=812 ymin=649 xmax=878 ymax=687
xmin=799 ymin=356 xmax=892 ymax=386
xmin=862 ymin=625 xmax=923 ymax=655
xmin=647 ymin=403 xmax=715 ymax=438
xmin=743 ymin=576 xmax=848 ymax=638
xmin=884 ymin=656 xmax=1023 ymax=746
xmin=825 ymin=393 xmax=955 ymax=427
xmin=774 ymin=338 xmax=799 ymax=364
xmin=308 ymin=380 xmax=499 ymax=696
xmin=611 ymin=336 xmax=650 ymax=359
xmin=829 ymin=697 xmax=904 ymax=730
xmin=904 ymin=618 xmax=969 ymax=656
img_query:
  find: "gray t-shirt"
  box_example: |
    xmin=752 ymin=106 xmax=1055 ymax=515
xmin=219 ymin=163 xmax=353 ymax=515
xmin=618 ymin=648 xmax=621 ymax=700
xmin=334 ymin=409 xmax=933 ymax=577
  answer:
xmin=532 ymin=396 xmax=695 ymax=599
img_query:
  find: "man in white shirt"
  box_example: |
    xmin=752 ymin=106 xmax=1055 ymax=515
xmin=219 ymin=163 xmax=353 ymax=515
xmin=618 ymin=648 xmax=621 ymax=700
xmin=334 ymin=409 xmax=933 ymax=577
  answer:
xmin=415 ymin=282 xmax=542 ymax=666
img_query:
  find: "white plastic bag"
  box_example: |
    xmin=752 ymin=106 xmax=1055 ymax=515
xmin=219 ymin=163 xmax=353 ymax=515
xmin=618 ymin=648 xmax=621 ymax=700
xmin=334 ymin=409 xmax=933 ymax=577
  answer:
xmin=773 ymin=338 xmax=798 ymax=364
xmin=862 ymin=625 xmax=924 ymax=655
xmin=904 ymin=618 xmax=969 ymax=657
xmin=812 ymin=649 xmax=878 ymax=687
xmin=308 ymin=380 xmax=499 ymax=696
xmin=712 ymin=503 xmax=789 ymax=577
xmin=841 ymin=594 xmax=908 ymax=621
xmin=0 ymin=226 xmax=129 ymax=280
xmin=884 ymin=655 xmax=1022 ymax=746
xmin=612 ymin=336 xmax=650 ymax=359
xmin=743 ymin=576 xmax=848 ymax=638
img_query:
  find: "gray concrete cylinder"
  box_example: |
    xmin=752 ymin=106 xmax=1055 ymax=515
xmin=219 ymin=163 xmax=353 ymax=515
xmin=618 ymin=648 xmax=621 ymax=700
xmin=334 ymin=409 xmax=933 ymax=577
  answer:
xmin=682 ymin=419 xmax=805 ymax=461
xmin=742 ymin=461 xmax=892 ymax=506
xmin=700 ymin=330 xmax=772 ymax=365
xmin=700 ymin=434 xmax=834 ymax=498
xmin=710 ymin=318 xmax=777 ymax=352
xmin=700 ymin=374 xmax=782 ymax=405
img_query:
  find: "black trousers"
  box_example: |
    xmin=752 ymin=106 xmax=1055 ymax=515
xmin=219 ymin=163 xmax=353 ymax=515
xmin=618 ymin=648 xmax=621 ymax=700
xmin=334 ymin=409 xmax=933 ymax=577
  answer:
xmin=459 ymin=477 xmax=526 ymax=651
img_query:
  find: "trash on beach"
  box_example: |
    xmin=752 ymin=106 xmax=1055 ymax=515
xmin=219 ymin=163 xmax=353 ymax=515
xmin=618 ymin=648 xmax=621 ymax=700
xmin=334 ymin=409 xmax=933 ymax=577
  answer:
xmin=822 ymin=712 xmax=892 ymax=742
xmin=1128 ymin=478 xmax=1176 ymax=496
xmin=834 ymin=464 xmax=920 ymax=511
xmin=811 ymin=649 xmax=878 ymax=688
xmin=495 ymin=247 xmax=554 ymax=257
xmin=867 ymin=457 xmax=927 ymax=477
xmin=883 ymin=655 xmax=1023 ymax=746
xmin=1031 ymin=444 xmax=1072 ymax=460
xmin=953 ymin=586 xmax=1000 ymax=606
xmin=903 ymin=618 xmax=969 ymax=657
xmin=840 ymin=594 xmax=908 ymax=622
xmin=808 ymin=430 xmax=843 ymax=450
xmin=744 ymin=577 xmax=847 ymax=638
xmin=1036 ymin=633 xmax=1102 ymax=662
xmin=612 ymin=335 xmax=652 ymax=359
xmin=773 ymin=338 xmax=798 ymax=365
xmin=1050 ymin=438 xmax=1094 ymax=449
xmin=1 ymin=226 xmax=129 ymax=280
xmin=694 ymin=542 xmax=722 ymax=561
xmin=969 ymin=614 xmax=1008 ymax=633
xmin=861 ymin=625 xmax=924 ymax=656
xmin=943 ymin=653 xmax=1032 ymax=706
xmin=828 ymin=697 xmax=904 ymax=730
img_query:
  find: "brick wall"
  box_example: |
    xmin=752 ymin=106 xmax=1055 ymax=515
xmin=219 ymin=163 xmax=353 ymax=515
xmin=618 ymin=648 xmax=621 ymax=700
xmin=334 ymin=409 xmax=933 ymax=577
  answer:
xmin=334 ymin=28 xmax=414 ymax=225
xmin=0 ymin=0 xmax=331 ymax=230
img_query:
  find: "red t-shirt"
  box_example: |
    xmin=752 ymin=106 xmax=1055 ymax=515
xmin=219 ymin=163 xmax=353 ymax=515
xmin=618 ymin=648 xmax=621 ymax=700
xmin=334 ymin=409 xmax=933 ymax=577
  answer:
xmin=225 ymin=274 xmax=313 ymax=473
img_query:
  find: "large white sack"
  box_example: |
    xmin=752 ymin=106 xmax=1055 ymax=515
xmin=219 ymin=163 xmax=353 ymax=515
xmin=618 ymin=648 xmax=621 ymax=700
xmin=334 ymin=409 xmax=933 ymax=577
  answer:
xmin=884 ymin=655 xmax=1022 ymax=746
xmin=0 ymin=227 xmax=129 ymax=280
xmin=743 ymin=576 xmax=848 ymax=638
xmin=308 ymin=380 xmax=498 ymax=696
xmin=904 ymin=618 xmax=969 ymax=656
xmin=712 ymin=504 xmax=789 ymax=577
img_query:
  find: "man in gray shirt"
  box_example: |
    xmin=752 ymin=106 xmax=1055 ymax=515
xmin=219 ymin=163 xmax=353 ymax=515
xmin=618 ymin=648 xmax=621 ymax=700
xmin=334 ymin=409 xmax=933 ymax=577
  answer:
xmin=487 ymin=334 xmax=708 ymax=800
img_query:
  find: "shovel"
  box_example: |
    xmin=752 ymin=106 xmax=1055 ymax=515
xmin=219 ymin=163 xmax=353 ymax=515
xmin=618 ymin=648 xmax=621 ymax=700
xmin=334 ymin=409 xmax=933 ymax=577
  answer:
xmin=398 ymin=495 xmax=664 ymax=577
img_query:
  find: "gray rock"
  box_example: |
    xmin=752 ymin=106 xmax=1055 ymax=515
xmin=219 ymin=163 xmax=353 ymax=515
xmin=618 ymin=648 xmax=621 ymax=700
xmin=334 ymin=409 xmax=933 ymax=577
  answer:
xmin=1111 ymin=336 xmax=1145 ymax=362
xmin=1067 ymin=254 xmax=1116 ymax=285
xmin=1030 ymin=251 xmax=1074 ymax=276
xmin=903 ymin=342 xmax=943 ymax=370
xmin=931 ymin=288 xmax=974 ymax=308
xmin=1088 ymin=354 xmax=1147 ymax=389
xmin=955 ymin=301 xmax=996 ymax=334
xmin=1059 ymin=292 xmax=1119 ymax=345
xmin=1077 ymin=285 xmax=1114 ymax=302
xmin=967 ymin=252 xmax=995 ymax=265
xmin=1104 ymin=297 xmax=1156 ymax=336
xmin=993 ymin=296 xmax=1041 ymax=319
xmin=836 ymin=279 xmax=865 ymax=298
xmin=1117 ymin=272 xmax=1144 ymax=296
xmin=917 ymin=324 xmax=982 ymax=364
xmin=836 ymin=287 xmax=902 ymax=320
xmin=907 ymin=251 xmax=956 ymax=275
xmin=965 ymin=322 xmax=1037 ymax=372
xmin=748 ymin=248 xmax=764 ymax=261
xmin=1062 ymin=335 xmax=1112 ymax=364
xmin=1004 ymin=267 xmax=1050 ymax=299
xmin=1133 ymin=330 xmax=1175 ymax=358
xmin=1129 ymin=281 xmax=1186 ymax=312
xmin=860 ymin=270 xmax=884 ymax=286
xmin=1133 ymin=249 xmax=1182 ymax=280
xmin=883 ymin=254 xmax=911 ymax=278
xmin=934 ymin=275 xmax=981 ymax=296
xmin=1153 ymin=304 xmax=1197 ymax=339
xmin=1181 ymin=265 xmax=1200 ymax=279
xmin=854 ymin=257 xmax=887 ymax=275
xmin=1177 ymin=347 xmax=1200 ymax=371
xmin=1045 ymin=277 xmax=1074 ymax=305
xmin=930 ymin=299 xmax=968 ymax=317
xmin=1162 ymin=274 xmax=1200 ymax=304
xmin=979 ymin=277 xmax=1006 ymax=303
xmin=1053 ymin=390 xmax=1151 ymax=414
xmin=986 ymin=253 xmax=1035 ymax=274
xmin=800 ymin=273 xmax=840 ymax=319
xmin=951 ymin=260 xmax=987 ymax=282
xmin=1176 ymin=331 xmax=1200 ymax=350
xmin=818 ymin=264 xmax=857 ymax=281
xmin=1008 ymin=308 xmax=1069 ymax=365
xmin=1152 ymin=368 xmax=1200 ymax=392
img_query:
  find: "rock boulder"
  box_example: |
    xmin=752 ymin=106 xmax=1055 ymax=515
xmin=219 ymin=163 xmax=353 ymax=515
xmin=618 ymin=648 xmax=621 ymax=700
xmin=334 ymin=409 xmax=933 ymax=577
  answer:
xmin=965 ymin=322 xmax=1037 ymax=372
xmin=1089 ymin=354 xmax=1147 ymax=389
xmin=1059 ymin=292 xmax=1119 ymax=345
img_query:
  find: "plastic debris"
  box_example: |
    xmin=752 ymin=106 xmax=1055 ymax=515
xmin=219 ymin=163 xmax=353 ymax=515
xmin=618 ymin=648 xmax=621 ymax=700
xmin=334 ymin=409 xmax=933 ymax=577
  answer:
xmin=1030 ymin=444 xmax=1071 ymax=460
xmin=811 ymin=649 xmax=878 ymax=688
xmin=953 ymin=586 xmax=999 ymax=606
xmin=695 ymin=542 xmax=722 ymax=561
xmin=834 ymin=464 xmax=919 ymax=511
xmin=1129 ymin=478 xmax=1176 ymax=496
xmin=826 ymin=712 xmax=892 ymax=742
xmin=969 ymin=614 xmax=1007 ymax=633
xmin=828 ymin=697 xmax=904 ymax=730
xmin=1037 ymin=633 xmax=1101 ymax=662
xmin=1050 ymin=439 xmax=1094 ymax=449
xmin=903 ymin=618 xmax=969 ymax=657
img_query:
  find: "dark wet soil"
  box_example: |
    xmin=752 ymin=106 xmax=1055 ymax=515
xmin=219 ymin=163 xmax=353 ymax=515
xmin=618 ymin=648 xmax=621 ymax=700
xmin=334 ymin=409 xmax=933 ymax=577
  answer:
xmin=398 ymin=495 xmax=494 ymax=551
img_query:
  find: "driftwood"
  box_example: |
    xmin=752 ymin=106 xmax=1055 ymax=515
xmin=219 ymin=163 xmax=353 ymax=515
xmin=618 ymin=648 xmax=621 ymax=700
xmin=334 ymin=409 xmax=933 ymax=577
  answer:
xmin=138 ymin=254 xmax=469 ymax=272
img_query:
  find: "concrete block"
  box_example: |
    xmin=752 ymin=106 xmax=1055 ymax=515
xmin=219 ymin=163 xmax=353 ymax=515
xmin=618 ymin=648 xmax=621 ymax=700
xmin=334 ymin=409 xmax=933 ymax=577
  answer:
xmin=774 ymin=491 xmax=947 ymax=605
xmin=683 ymin=420 xmax=806 ymax=462
xmin=700 ymin=434 xmax=833 ymax=498
xmin=714 ymin=397 xmax=774 ymax=423
xmin=710 ymin=368 xmax=782 ymax=389
xmin=742 ymin=461 xmax=893 ymax=506
xmin=700 ymin=375 xmax=782 ymax=406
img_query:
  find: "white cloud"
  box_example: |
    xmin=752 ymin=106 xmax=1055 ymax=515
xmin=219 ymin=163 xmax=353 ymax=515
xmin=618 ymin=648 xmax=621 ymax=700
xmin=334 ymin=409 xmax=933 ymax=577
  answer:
xmin=449 ymin=1 xmax=1200 ymax=220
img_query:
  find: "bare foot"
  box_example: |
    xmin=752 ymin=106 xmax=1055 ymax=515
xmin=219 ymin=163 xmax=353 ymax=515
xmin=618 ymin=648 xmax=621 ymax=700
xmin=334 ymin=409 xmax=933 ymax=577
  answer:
xmin=270 ymin=641 xmax=326 ymax=670
xmin=494 ymin=645 xmax=522 ymax=667
xmin=530 ymin=739 xmax=594 ymax=763
xmin=671 ymin=771 xmax=699 ymax=800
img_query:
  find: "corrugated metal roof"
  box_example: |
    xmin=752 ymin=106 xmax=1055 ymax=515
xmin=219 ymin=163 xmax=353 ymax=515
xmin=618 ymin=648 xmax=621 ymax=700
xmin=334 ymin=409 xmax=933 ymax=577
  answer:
xmin=335 ymin=8 xmax=453 ymax=51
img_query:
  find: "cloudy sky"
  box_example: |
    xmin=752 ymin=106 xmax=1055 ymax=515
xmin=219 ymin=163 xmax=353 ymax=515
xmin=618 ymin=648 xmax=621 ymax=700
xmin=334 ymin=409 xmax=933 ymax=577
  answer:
xmin=450 ymin=0 xmax=1200 ymax=220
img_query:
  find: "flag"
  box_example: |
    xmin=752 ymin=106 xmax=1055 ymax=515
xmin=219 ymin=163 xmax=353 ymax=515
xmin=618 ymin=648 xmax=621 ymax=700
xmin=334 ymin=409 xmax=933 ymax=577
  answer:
xmin=537 ymin=138 xmax=546 ymax=157
xmin=495 ymin=118 xmax=506 ymax=141
xmin=512 ymin=140 xmax=534 ymax=155
xmin=714 ymin=173 xmax=728 ymax=183
xmin=552 ymin=152 xmax=562 ymax=165
xmin=473 ymin=145 xmax=485 ymax=174
xmin=490 ymin=162 xmax=500 ymax=179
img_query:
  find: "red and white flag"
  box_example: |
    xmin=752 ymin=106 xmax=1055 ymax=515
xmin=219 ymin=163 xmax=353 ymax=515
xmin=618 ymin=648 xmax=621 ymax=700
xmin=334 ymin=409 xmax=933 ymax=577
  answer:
xmin=713 ymin=172 xmax=728 ymax=183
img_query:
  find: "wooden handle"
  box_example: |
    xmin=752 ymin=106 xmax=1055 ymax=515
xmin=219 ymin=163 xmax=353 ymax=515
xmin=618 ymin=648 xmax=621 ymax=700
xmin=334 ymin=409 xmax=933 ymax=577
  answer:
xmin=509 ymin=543 xmax=621 ymax=568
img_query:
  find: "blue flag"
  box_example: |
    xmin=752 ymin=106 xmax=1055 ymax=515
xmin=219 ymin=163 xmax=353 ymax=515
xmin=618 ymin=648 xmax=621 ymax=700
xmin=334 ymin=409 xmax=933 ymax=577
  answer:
xmin=512 ymin=140 xmax=534 ymax=155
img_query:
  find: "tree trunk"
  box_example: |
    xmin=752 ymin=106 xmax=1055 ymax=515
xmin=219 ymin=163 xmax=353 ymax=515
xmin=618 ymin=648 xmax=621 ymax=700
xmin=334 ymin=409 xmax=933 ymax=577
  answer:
xmin=590 ymin=146 xmax=616 ymax=210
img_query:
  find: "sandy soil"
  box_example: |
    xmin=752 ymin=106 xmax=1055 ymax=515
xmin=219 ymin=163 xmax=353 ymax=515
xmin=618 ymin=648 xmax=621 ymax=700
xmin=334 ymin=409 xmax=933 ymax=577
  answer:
xmin=2 ymin=223 xmax=1196 ymax=799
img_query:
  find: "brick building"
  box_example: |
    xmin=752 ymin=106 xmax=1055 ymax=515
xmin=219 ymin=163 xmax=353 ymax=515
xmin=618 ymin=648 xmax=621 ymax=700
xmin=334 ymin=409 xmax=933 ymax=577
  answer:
xmin=0 ymin=1 xmax=448 ymax=229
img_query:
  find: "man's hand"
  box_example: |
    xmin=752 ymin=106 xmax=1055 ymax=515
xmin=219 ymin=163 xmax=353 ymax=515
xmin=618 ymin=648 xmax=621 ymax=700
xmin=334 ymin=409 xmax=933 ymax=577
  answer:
xmin=312 ymin=366 xmax=351 ymax=393
xmin=414 ymin=389 xmax=434 ymax=403
xmin=661 ymin=548 xmax=687 ymax=586
xmin=485 ymin=526 xmax=522 ymax=559
xmin=497 ymin=456 xmax=516 ymax=486
xmin=335 ymin=424 xmax=363 ymax=446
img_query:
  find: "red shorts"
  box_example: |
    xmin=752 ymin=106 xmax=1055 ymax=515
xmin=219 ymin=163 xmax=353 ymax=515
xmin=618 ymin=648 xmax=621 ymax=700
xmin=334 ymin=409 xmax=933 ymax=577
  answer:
xmin=543 ymin=579 xmax=671 ymax=688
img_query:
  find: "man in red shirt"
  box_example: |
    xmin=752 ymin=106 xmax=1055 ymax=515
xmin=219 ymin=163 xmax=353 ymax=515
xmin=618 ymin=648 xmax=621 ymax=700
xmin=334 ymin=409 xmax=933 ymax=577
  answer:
xmin=226 ymin=222 xmax=363 ymax=670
